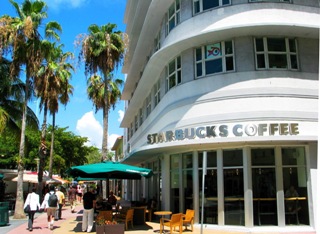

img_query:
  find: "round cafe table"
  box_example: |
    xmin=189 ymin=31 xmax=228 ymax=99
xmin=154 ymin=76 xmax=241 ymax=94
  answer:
xmin=154 ymin=211 xmax=172 ymax=233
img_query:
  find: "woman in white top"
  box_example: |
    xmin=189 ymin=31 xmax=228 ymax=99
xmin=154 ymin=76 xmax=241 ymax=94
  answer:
xmin=24 ymin=188 xmax=40 ymax=231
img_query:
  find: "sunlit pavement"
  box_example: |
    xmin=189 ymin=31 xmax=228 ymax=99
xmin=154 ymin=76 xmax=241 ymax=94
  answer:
xmin=2 ymin=203 xmax=315 ymax=234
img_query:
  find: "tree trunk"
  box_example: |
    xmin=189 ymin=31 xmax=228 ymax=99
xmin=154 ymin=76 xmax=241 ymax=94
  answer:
xmin=14 ymin=76 xmax=29 ymax=219
xmin=49 ymin=112 xmax=55 ymax=178
xmin=38 ymin=104 xmax=48 ymax=201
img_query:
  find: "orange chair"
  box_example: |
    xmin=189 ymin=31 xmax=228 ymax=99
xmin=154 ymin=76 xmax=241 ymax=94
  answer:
xmin=160 ymin=213 xmax=183 ymax=234
xmin=183 ymin=209 xmax=195 ymax=231
xmin=115 ymin=208 xmax=134 ymax=230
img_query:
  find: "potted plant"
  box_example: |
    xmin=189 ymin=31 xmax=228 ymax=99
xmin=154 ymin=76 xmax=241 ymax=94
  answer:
xmin=95 ymin=215 xmax=124 ymax=234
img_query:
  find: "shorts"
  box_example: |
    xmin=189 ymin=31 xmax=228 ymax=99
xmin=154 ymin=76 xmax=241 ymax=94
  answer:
xmin=47 ymin=207 xmax=57 ymax=216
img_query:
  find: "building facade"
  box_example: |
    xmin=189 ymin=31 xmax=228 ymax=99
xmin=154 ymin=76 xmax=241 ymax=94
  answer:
xmin=120 ymin=0 xmax=319 ymax=232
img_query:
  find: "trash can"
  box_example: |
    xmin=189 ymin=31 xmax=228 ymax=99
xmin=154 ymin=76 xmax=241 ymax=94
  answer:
xmin=0 ymin=202 xmax=9 ymax=226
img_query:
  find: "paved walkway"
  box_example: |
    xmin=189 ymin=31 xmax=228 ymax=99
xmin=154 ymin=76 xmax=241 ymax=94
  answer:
xmin=1 ymin=203 xmax=316 ymax=234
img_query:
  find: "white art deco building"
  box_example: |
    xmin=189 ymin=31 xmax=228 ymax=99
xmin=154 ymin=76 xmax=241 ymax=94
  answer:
xmin=120 ymin=0 xmax=319 ymax=232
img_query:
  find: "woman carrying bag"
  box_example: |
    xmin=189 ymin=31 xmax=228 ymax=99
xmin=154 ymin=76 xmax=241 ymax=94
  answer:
xmin=24 ymin=187 xmax=41 ymax=231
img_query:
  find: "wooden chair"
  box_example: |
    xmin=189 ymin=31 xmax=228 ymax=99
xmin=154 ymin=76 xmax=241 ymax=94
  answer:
xmin=183 ymin=209 xmax=195 ymax=231
xmin=160 ymin=213 xmax=183 ymax=234
xmin=115 ymin=208 xmax=134 ymax=230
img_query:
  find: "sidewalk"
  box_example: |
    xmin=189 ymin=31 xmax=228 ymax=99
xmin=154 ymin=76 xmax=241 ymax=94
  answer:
xmin=1 ymin=203 xmax=316 ymax=234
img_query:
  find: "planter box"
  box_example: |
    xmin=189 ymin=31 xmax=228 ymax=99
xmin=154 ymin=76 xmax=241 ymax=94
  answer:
xmin=96 ymin=224 xmax=124 ymax=234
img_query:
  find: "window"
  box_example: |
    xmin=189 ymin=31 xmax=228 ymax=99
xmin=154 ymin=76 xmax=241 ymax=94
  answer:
xmin=134 ymin=115 xmax=138 ymax=131
xmin=254 ymin=37 xmax=298 ymax=70
xmin=154 ymin=32 xmax=161 ymax=52
xmin=139 ymin=108 xmax=143 ymax=126
xmin=154 ymin=80 xmax=161 ymax=107
xmin=166 ymin=56 xmax=181 ymax=91
xmin=130 ymin=123 xmax=133 ymax=138
xmin=166 ymin=0 xmax=181 ymax=35
xmin=146 ymin=93 xmax=151 ymax=117
xmin=193 ymin=0 xmax=230 ymax=14
xmin=195 ymin=40 xmax=234 ymax=78
xmin=249 ymin=0 xmax=291 ymax=2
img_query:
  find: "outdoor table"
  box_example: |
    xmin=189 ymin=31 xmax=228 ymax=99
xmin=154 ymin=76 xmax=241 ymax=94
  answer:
xmin=154 ymin=211 xmax=172 ymax=233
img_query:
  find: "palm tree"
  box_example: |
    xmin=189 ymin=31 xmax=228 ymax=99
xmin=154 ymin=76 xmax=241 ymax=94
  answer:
xmin=0 ymin=58 xmax=39 ymax=135
xmin=35 ymin=41 xmax=74 ymax=180
xmin=79 ymin=23 xmax=127 ymax=161
xmin=0 ymin=0 xmax=61 ymax=218
xmin=87 ymin=73 xmax=123 ymax=160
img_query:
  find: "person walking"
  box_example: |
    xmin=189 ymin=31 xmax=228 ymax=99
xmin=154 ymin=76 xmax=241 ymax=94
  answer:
xmin=82 ymin=187 xmax=96 ymax=232
xmin=68 ymin=185 xmax=77 ymax=213
xmin=41 ymin=185 xmax=58 ymax=230
xmin=55 ymin=186 xmax=65 ymax=220
xmin=23 ymin=188 xmax=40 ymax=231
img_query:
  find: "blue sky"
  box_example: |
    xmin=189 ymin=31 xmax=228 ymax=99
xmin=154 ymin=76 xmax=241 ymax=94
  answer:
xmin=0 ymin=0 xmax=127 ymax=150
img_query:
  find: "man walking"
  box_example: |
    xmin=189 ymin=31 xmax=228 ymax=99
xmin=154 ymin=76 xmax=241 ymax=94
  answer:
xmin=82 ymin=186 xmax=96 ymax=232
xmin=41 ymin=185 xmax=58 ymax=230
xmin=55 ymin=187 xmax=65 ymax=220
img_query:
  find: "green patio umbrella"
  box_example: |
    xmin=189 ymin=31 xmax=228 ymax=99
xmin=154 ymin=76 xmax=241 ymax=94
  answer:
xmin=66 ymin=161 xmax=152 ymax=179
xmin=66 ymin=161 xmax=153 ymax=196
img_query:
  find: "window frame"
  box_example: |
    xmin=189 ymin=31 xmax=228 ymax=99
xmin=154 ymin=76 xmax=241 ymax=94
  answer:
xmin=166 ymin=0 xmax=181 ymax=35
xmin=166 ymin=56 xmax=182 ymax=92
xmin=154 ymin=31 xmax=161 ymax=53
xmin=249 ymin=0 xmax=291 ymax=3
xmin=139 ymin=108 xmax=143 ymax=127
xmin=254 ymin=37 xmax=298 ymax=70
xmin=195 ymin=40 xmax=235 ymax=78
xmin=193 ymin=0 xmax=231 ymax=15
xmin=154 ymin=79 xmax=161 ymax=107
xmin=146 ymin=93 xmax=152 ymax=118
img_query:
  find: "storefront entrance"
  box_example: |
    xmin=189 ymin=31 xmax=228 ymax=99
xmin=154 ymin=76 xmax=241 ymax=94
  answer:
xmin=168 ymin=146 xmax=310 ymax=227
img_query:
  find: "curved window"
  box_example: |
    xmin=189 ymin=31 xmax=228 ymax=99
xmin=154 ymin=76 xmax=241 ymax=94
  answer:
xmin=193 ymin=0 xmax=231 ymax=15
xmin=195 ymin=41 xmax=234 ymax=78
xmin=249 ymin=0 xmax=291 ymax=2
xmin=166 ymin=0 xmax=181 ymax=35
xmin=166 ymin=56 xmax=182 ymax=92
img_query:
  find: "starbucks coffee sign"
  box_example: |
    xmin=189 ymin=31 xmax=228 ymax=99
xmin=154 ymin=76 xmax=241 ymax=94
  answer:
xmin=147 ymin=123 xmax=299 ymax=144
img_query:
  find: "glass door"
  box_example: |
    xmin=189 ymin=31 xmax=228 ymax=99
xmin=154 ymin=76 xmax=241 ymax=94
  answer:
xmin=282 ymin=147 xmax=309 ymax=225
xmin=223 ymin=149 xmax=244 ymax=226
xmin=252 ymin=148 xmax=277 ymax=226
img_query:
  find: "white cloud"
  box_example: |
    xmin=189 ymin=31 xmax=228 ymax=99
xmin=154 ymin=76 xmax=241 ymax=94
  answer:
xmin=118 ymin=110 xmax=124 ymax=123
xmin=76 ymin=111 xmax=121 ymax=151
xmin=45 ymin=0 xmax=89 ymax=10
xmin=76 ymin=111 xmax=103 ymax=148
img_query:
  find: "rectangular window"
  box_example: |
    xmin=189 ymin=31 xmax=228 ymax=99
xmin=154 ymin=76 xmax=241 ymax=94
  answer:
xmin=154 ymin=32 xmax=161 ymax=52
xmin=154 ymin=79 xmax=161 ymax=107
xmin=254 ymin=37 xmax=298 ymax=70
xmin=139 ymin=108 xmax=143 ymax=127
xmin=130 ymin=123 xmax=133 ymax=137
xmin=249 ymin=0 xmax=291 ymax=2
xmin=146 ymin=93 xmax=151 ymax=117
xmin=166 ymin=0 xmax=181 ymax=35
xmin=193 ymin=0 xmax=230 ymax=15
xmin=195 ymin=41 xmax=234 ymax=78
xmin=134 ymin=115 xmax=138 ymax=131
xmin=166 ymin=56 xmax=182 ymax=91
